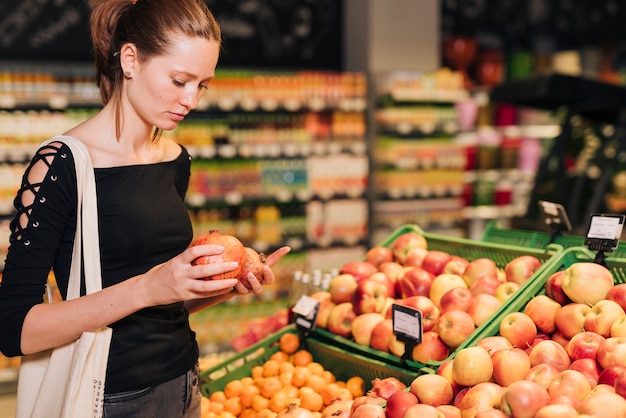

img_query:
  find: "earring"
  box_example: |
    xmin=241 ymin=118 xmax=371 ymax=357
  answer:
xmin=124 ymin=70 xmax=132 ymax=78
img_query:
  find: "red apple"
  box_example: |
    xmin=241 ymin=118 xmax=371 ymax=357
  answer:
xmin=429 ymin=273 xmax=468 ymax=309
xmin=436 ymin=309 xmax=476 ymax=349
xmin=588 ymin=383 xmax=616 ymax=396
xmin=458 ymin=382 xmax=504 ymax=418
xmin=597 ymin=365 xmax=626 ymax=387
xmin=403 ymin=404 xmax=443 ymax=418
xmin=314 ymin=297 xmax=336 ymax=329
xmin=435 ymin=359 xmax=463 ymax=398
xmin=421 ymin=250 xmax=453 ymax=276
xmin=565 ymin=331 xmax=605 ymax=361
xmin=606 ymin=282 xmax=626 ymax=312
xmin=369 ymin=318 xmax=393 ymax=353
xmin=439 ymin=287 xmax=473 ymax=313
xmin=528 ymin=339 xmax=571 ymax=372
xmin=491 ymin=347 xmax=531 ymax=387
xmin=395 ymin=295 xmax=440 ymax=332
xmin=443 ymin=256 xmax=469 ymax=276
xmin=327 ymin=302 xmax=357 ymax=338
xmin=614 ymin=368 xmax=626 ymax=398
xmin=499 ymin=311 xmax=537 ymax=349
xmin=378 ymin=261 xmax=405 ymax=283
xmin=403 ymin=247 xmax=429 ymax=268
xmin=339 ymin=260 xmax=378 ymax=282
xmin=551 ymin=330 xmax=570 ymax=348
xmin=611 ymin=314 xmax=626 ymax=337
xmin=525 ymin=363 xmax=560 ymax=390
xmin=578 ymin=392 xmax=626 ymax=418
xmin=387 ymin=333 xmax=406 ymax=358
xmin=351 ymin=312 xmax=385 ymax=346
xmin=397 ymin=266 xmax=435 ymax=298
xmin=544 ymin=270 xmax=571 ymax=305
xmin=474 ymin=408 xmax=509 ymax=418
xmin=437 ymin=404 xmax=461 ymax=418
xmin=409 ymin=373 xmax=454 ymax=407
xmin=584 ymin=299 xmax=626 ymax=338
xmin=569 ymin=358 xmax=601 ymax=388
xmin=467 ymin=293 xmax=502 ymax=327
xmin=501 ymin=380 xmax=550 ymax=418
xmin=452 ymin=346 xmax=493 ymax=387
xmin=597 ymin=336 xmax=626 ymax=370
xmin=504 ymin=255 xmax=542 ymax=286
xmin=462 ymin=258 xmax=499 ymax=287
xmin=476 ymin=335 xmax=512 ymax=356
xmin=469 ymin=274 xmax=503 ymax=296
xmin=364 ymin=245 xmax=393 ymax=267
xmin=494 ymin=281 xmax=520 ymax=303
xmin=328 ymin=273 xmax=358 ymax=304
xmin=523 ymin=294 xmax=561 ymax=334
xmin=534 ymin=403 xmax=578 ymax=418
xmin=384 ymin=390 xmax=418 ymax=418
xmin=392 ymin=232 xmax=427 ymax=264
xmin=524 ymin=333 xmax=551 ymax=355
xmin=352 ymin=273 xmax=395 ymax=315
xmin=547 ymin=369 xmax=592 ymax=402
xmin=555 ymin=302 xmax=591 ymax=339
xmin=411 ymin=331 xmax=449 ymax=364
xmin=561 ymin=261 xmax=614 ymax=305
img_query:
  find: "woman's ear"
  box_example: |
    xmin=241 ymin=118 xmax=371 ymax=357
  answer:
xmin=120 ymin=43 xmax=138 ymax=78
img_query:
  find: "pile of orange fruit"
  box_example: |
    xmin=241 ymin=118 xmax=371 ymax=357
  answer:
xmin=201 ymin=332 xmax=365 ymax=418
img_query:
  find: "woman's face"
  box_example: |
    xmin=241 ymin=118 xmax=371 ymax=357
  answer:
xmin=125 ymin=34 xmax=220 ymax=131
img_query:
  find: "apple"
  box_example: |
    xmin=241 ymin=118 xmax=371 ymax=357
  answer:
xmin=387 ymin=334 xmax=406 ymax=358
xmin=443 ymin=256 xmax=469 ymax=276
xmin=606 ymin=283 xmax=626 ymax=312
xmin=452 ymin=387 xmax=469 ymax=409
xmin=534 ymin=403 xmax=579 ymax=418
xmin=476 ymin=335 xmax=512 ymax=356
xmin=494 ymin=281 xmax=520 ymax=303
xmin=551 ymin=330 xmax=570 ymax=348
xmin=365 ymin=245 xmax=393 ymax=267
xmin=528 ymin=339 xmax=571 ymax=372
xmin=350 ymin=312 xmax=385 ymax=346
xmin=395 ymin=295 xmax=440 ymax=332
xmin=403 ymin=404 xmax=443 ymax=418
xmin=339 ymin=260 xmax=378 ymax=283
xmin=429 ymin=274 xmax=468 ymax=309
xmin=467 ymin=293 xmax=502 ymax=327
xmin=384 ymin=390 xmax=418 ymax=418
xmin=378 ymin=261 xmax=405 ymax=283
xmin=569 ymin=358 xmax=601 ymax=388
xmin=369 ymin=318 xmax=394 ymax=353
xmin=397 ymin=266 xmax=435 ymax=298
xmin=351 ymin=403 xmax=386 ymax=418
xmin=491 ymin=347 xmax=530 ymax=387
xmin=403 ymin=247 xmax=429 ymax=268
xmin=611 ymin=314 xmax=626 ymax=337
xmin=499 ymin=311 xmax=537 ymax=349
xmin=436 ymin=359 xmax=463 ymax=397
xmin=327 ymin=302 xmax=357 ymax=338
xmin=597 ymin=365 xmax=626 ymax=386
xmin=473 ymin=408 xmax=508 ymax=418
xmin=561 ymin=261 xmax=614 ymax=305
xmin=462 ymin=258 xmax=498 ymax=287
xmin=436 ymin=309 xmax=476 ymax=349
xmin=501 ymin=380 xmax=550 ymax=418
xmin=504 ymin=255 xmax=542 ymax=286
xmin=411 ymin=331 xmax=449 ymax=364
xmin=547 ymin=369 xmax=592 ymax=402
xmin=392 ymin=231 xmax=427 ymax=264
xmin=352 ymin=274 xmax=395 ymax=315
xmin=409 ymin=373 xmax=454 ymax=407
xmin=584 ymin=299 xmax=626 ymax=338
xmin=578 ymin=392 xmax=626 ymax=418
xmin=314 ymin=297 xmax=336 ymax=329
xmin=597 ymin=336 xmax=626 ymax=370
xmin=458 ymin=382 xmax=504 ymax=418
xmin=439 ymin=287 xmax=473 ymax=314
xmin=421 ymin=250 xmax=453 ymax=276
xmin=437 ymin=404 xmax=461 ymax=418
xmin=469 ymin=274 xmax=503 ymax=296
xmin=565 ymin=331 xmax=605 ymax=361
xmin=525 ymin=363 xmax=560 ymax=390
xmin=523 ymin=294 xmax=561 ymax=334
xmin=544 ymin=270 xmax=571 ymax=305
xmin=452 ymin=346 xmax=493 ymax=387
xmin=614 ymin=369 xmax=626 ymax=398
xmin=588 ymin=383 xmax=616 ymax=396
xmin=328 ymin=273 xmax=358 ymax=304
xmin=555 ymin=302 xmax=591 ymax=339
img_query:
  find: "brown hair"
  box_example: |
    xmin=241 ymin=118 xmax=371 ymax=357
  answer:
xmin=89 ymin=0 xmax=221 ymax=139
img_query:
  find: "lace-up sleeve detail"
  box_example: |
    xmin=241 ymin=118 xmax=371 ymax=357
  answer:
xmin=0 ymin=141 xmax=77 ymax=356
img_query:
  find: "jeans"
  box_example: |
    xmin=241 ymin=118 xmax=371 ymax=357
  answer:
xmin=103 ymin=365 xmax=201 ymax=418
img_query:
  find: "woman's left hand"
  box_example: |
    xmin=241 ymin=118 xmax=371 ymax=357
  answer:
xmin=233 ymin=246 xmax=291 ymax=295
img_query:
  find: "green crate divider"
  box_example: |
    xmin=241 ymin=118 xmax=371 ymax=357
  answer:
xmin=481 ymin=220 xmax=626 ymax=258
xmin=199 ymin=324 xmax=417 ymax=397
xmin=312 ymin=224 xmax=564 ymax=375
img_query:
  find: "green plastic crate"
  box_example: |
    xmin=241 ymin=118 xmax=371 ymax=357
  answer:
xmin=312 ymin=224 xmax=563 ymax=375
xmin=200 ymin=324 xmax=418 ymax=397
xmin=481 ymin=220 xmax=626 ymax=258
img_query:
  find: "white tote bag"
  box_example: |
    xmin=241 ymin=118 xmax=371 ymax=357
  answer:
xmin=15 ymin=136 xmax=112 ymax=418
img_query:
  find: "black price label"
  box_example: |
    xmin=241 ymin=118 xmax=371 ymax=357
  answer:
xmin=538 ymin=200 xmax=572 ymax=233
xmin=392 ymin=304 xmax=423 ymax=345
xmin=585 ymin=214 xmax=625 ymax=252
xmin=293 ymin=295 xmax=320 ymax=334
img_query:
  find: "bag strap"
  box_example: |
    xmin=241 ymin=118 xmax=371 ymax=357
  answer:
xmin=39 ymin=135 xmax=103 ymax=299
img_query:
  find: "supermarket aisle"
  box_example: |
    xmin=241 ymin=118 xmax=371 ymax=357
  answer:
xmin=0 ymin=394 xmax=16 ymax=417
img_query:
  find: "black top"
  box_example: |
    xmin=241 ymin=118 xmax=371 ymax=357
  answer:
xmin=0 ymin=140 xmax=197 ymax=393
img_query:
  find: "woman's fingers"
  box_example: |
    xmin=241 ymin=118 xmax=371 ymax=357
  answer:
xmin=264 ymin=246 xmax=291 ymax=267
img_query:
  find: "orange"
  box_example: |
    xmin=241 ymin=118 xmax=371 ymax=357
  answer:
xmin=224 ymin=379 xmax=243 ymax=398
xmin=269 ymin=390 xmax=290 ymax=413
xmin=209 ymin=390 xmax=227 ymax=404
xmin=292 ymin=349 xmax=313 ymax=367
xmin=263 ymin=359 xmax=281 ymax=377
xmin=322 ymin=370 xmax=336 ymax=383
xmin=279 ymin=333 xmax=301 ymax=354
xmin=260 ymin=376 xmax=282 ymax=399
xmin=239 ymin=384 xmax=260 ymax=408
xmin=346 ymin=376 xmax=365 ymax=398
xmin=281 ymin=384 xmax=299 ymax=400
xmin=279 ymin=371 xmax=294 ymax=387
xmin=252 ymin=365 xmax=265 ymax=380
xmin=300 ymin=392 xmax=324 ymax=412
xmin=279 ymin=361 xmax=295 ymax=374
xmin=320 ymin=383 xmax=342 ymax=406
xmin=239 ymin=408 xmax=257 ymax=418
xmin=305 ymin=374 xmax=327 ymax=393
xmin=251 ymin=394 xmax=270 ymax=412
xmin=270 ymin=350 xmax=289 ymax=363
xmin=223 ymin=396 xmax=243 ymax=416
xmin=291 ymin=366 xmax=311 ymax=388
xmin=305 ymin=361 xmax=325 ymax=376
xmin=207 ymin=401 xmax=224 ymax=414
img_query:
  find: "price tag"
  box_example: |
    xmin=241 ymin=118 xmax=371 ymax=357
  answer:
xmin=391 ymin=304 xmax=423 ymax=345
xmin=293 ymin=295 xmax=320 ymax=334
xmin=538 ymin=200 xmax=572 ymax=233
xmin=585 ymin=213 xmax=625 ymax=252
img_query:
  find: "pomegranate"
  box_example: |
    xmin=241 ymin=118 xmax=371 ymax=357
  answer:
xmin=190 ymin=230 xmax=245 ymax=280
xmin=240 ymin=246 xmax=266 ymax=286
xmin=369 ymin=376 xmax=407 ymax=401
xmin=277 ymin=402 xmax=316 ymax=418
xmin=321 ymin=399 xmax=354 ymax=417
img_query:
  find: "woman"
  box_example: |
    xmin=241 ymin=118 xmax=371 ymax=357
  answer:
xmin=0 ymin=0 xmax=290 ymax=416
